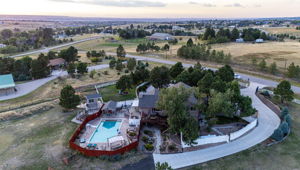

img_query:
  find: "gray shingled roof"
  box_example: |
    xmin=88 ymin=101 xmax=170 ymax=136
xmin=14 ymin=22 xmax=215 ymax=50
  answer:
xmin=138 ymin=89 xmax=159 ymax=108
xmin=86 ymin=93 xmax=102 ymax=99
xmin=102 ymin=100 xmax=117 ymax=111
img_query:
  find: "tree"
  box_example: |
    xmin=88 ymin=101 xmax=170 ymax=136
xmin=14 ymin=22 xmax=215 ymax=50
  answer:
xmin=280 ymin=121 xmax=289 ymax=135
xmin=59 ymin=46 xmax=78 ymax=63
xmin=59 ymin=85 xmax=81 ymax=109
xmin=162 ymin=44 xmax=170 ymax=51
xmin=231 ymin=28 xmax=239 ymax=40
xmin=115 ymin=61 xmax=124 ymax=72
xmin=131 ymin=67 xmax=150 ymax=85
xmin=274 ymin=80 xmax=294 ymax=103
xmin=238 ymin=96 xmax=256 ymax=117
xmin=206 ymin=90 xmax=235 ymax=118
xmin=31 ymin=54 xmax=50 ymax=79
xmin=169 ymin=62 xmax=184 ymax=78
xmin=116 ymin=75 xmax=132 ymax=92
xmin=155 ymin=162 xmax=173 ymax=170
xmin=258 ymin=59 xmax=267 ymax=71
xmin=109 ymin=59 xmax=116 ymax=69
xmin=280 ymin=107 xmax=289 ymax=119
xmin=269 ymin=62 xmax=277 ymax=74
xmin=77 ymin=62 xmax=88 ymax=75
xmin=150 ymin=66 xmax=170 ymax=88
xmin=67 ymin=63 xmax=76 ymax=75
xmin=127 ymin=58 xmax=136 ymax=71
xmin=216 ymin=65 xmax=234 ymax=83
xmin=198 ymin=72 xmax=214 ymax=97
xmin=287 ymin=62 xmax=299 ymax=78
xmin=284 ymin=114 xmax=292 ymax=127
xmin=157 ymin=86 xmax=198 ymax=143
xmin=271 ymin=128 xmax=284 ymax=141
xmin=186 ymin=38 xmax=194 ymax=47
xmin=116 ymin=45 xmax=126 ymax=58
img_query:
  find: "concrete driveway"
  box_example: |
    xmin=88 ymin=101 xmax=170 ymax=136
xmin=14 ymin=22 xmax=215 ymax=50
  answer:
xmin=152 ymin=82 xmax=281 ymax=169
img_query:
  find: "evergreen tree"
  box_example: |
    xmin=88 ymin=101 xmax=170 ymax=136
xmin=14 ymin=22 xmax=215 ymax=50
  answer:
xmin=117 ymin=45 xmax=126 ymax=58
xmin=274 ymin=80 xmax=294 ymax=103
xmin=169 ymin=62 xmax=184 ymax=78
xmin=59 ymin=85 xmax=81 ymax=109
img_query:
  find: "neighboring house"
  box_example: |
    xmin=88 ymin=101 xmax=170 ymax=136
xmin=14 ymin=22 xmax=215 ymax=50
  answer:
xmin=102 ymin=100 xmax=117 ymax=114
xmin=85 ymin=93 xmax=103 ymax=114
xmin=172 ymin=26 xmax=185 ymax=31
xmin=48 ymin=58 xmax=66 ymax=70
xmin=255 ymin=39 xmax=264 ymax=43
xmin=138 ymin=82 xmax=199 ymax=119
xmin=236 ymin=38 xmax=244 ymax=43
xmin=0 ymin=43 xmax=7 ymax=48
xmin=0 ymin=74 xmax=16 ymax=96
xmin=148 ymin=33 xmax=174 ymax=41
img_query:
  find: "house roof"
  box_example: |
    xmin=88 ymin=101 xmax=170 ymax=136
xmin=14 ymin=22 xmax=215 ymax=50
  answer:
xmin=0 ymin=74 xmax=15 ymax=89
xmin=48 ymin=58 xmax=65 ymax=67
xmin=86 ymin=93 xmax=101 ymax=99
xmin=138 ymin=89 xmax=159 ymax=108
xmin=102 ymin=100 xmax=117 ymax=111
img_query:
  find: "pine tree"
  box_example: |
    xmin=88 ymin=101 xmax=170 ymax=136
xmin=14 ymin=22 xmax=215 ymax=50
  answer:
xmin=59 ymin=85 xmax=81 ymax=109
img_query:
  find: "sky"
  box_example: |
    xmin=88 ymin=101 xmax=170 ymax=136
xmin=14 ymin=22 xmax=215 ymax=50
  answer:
xmin=0 ymin=0 xmax=299 ymax=18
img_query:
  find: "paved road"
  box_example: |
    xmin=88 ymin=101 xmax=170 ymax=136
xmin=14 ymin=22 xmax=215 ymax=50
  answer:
xmin=0 ymin=64 xmax=109 ymax=101
xmin=108 ymin=53 xmax=300 ymax=93
xmin=8 ymin=36 xmax=103 ymax=58
xmin=153 ymin=82 xmax=281 ymax=169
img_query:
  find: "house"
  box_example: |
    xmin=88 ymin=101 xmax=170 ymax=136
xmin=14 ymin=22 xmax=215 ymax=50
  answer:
xmin=138 ymin=82 xmax=199 ymax=119
xmin=102 ymin=100 xmax=117 ymax=114
xmin=236 ymin=38 xmax=244 ymax=43
xmin=85 ymin=93 xmax=103 ymax=114
xmin=48 ymin=58 xmax=66 ymax=70
xmin=172 ymin=26 xmax=185 ymax=31
xmin=0 ymin=74 xmax=16 ymax=96
xmin=148 ymin=33 xmax=174 ymax=41
xmin=255 ymin=39 xmax=264 ymax=43
xmin=0 ymin=44 xmax=7 ymax=48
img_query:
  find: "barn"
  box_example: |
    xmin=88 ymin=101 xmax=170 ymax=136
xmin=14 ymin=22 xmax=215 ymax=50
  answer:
xmin=0 ymin=74 xmax=16 ymax=96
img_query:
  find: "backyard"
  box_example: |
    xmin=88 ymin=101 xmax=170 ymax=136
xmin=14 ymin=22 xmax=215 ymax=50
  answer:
xmin=99 ymin=85 xmax=136 ymax=102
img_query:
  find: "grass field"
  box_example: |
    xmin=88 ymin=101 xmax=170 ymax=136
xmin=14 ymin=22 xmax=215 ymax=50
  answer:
xmin=187 ymin=102 xmax=300 ymax=170
xmin=261 ymin=27 xmax=300 ymax=36
xmin=99 ymin=85 xmax=136 ymax=102
xmin=211 ymin=41 xmax=300 ymax=69
xmin=0 ymin=105 xmax=146 ymax=169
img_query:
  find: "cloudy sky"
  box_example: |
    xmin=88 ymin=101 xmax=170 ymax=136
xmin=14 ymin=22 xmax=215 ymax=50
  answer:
xmin=0 ymin=0 xmax=299 ymax=18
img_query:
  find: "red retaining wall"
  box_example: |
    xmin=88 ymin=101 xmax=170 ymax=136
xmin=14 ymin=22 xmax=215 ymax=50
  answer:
xmin=69 ymin=105 xmax=139 ymax=156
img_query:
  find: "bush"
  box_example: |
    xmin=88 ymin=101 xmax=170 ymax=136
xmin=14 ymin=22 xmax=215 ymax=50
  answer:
xmin=142 ymin=136 xmax=149 ymax=143
xmin=284 ymin=114 xmax=292 ymax=127
xmin=261 ymin=90 xmax=270 ymax=97
xmin=144 ymin=130 xmax=154 ymax=137
xmin=144 ymin=143 xmax=154 ymax=151
xmin=281 ymin=107 xmax=289 ymax=119
xmin=168 ymin=144 xmax=177 ymax=151
xmin=103 ymin=71 xmax=108 ymax=75
xmin=280 ymin=121 xmax=289 ymax=135
xmin=128 ymin=132 xmax=136 ymax=137
xmin=271 ymin=128 xmax=284 ymax=141
xmin=91 ymin=57 xmax=102 ymax=63
xmin=125 ymin=69 xmax=129 ymax=73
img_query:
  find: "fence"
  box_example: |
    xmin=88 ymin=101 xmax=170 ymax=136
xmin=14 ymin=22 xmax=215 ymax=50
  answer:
xmin=182 ymin=135 xmax=229 ymax=148
xmin=69 ymin=104 xmax=139 ymax=156
xmin=230 ymin=119 xmax=258 ymax=141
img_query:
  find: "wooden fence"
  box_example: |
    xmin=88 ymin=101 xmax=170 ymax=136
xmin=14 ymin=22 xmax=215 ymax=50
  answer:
xmin=69 ymin=105 xmax=139 ymax=156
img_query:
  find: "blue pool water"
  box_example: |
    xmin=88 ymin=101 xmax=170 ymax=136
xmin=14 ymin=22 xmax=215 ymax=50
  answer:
xmin=89 ymin=121 xmax=121 ymax=143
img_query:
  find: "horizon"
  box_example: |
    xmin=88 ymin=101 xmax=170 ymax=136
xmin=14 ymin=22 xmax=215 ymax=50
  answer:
xmin=1 ymin=0 xmax=300 ymax=18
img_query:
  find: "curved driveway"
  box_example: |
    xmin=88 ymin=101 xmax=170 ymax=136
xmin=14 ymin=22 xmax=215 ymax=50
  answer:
xmin=153 ymin=82 xmax=281 ymax=169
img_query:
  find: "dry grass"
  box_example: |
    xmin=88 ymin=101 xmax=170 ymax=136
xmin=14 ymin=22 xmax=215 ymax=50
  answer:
xmin=261 ymin=27 xmax=300 ymax=36
xmin=211 ymin=41 xmax=300 ymax=69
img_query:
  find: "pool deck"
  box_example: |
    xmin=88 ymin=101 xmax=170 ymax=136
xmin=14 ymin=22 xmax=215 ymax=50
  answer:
xmin=77 ymin=108 xmax=140 ymax=151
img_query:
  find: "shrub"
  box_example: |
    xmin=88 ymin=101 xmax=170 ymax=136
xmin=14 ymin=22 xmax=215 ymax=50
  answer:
xmin=129 ymin=132 xmax=136 ymax=137
xmin=281 ymin=107 xmax=289 ymax=119
xmin=125 ymin=69 xmax=129 ymax=73
xmin=144 ymin=130 xmax=154 ymax=137
xmin=168 ymin=144 xmax=177 ymax=151
xmin=103 ymin=71 xmax=108 ymax=75
xmin=271 ymin=128 xmax=284 ymax=141
xmin=261 ymin=90 xmax=270 ymax=97
xmin=91 ymin=57 xmax=102 ymax=63
xmin=280 ymin=121 xmax=289 ymax=135
xmin=142 ymin=136 xmax=149 ymax=143
xmin=144 ymin=143 xmax=154 ymax=151
xmin=284 ymin=114 xmax=292 ymax=127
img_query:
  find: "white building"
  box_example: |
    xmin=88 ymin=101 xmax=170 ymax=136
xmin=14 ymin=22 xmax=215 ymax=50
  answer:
xmin=0 ymin=44 xmax=7 ymax=48
xmin=148 ymin=33 xmax=174 ymax=41
xmin=255 ymin=39 xmax=264 ymax=43
xmin=172 ymin=26 xmax=185 ymax=31
xmin=236 ymin=38 xmax=244 ymax=43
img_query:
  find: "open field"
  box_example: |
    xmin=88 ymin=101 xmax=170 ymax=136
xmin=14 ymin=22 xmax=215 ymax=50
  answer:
xmin=0 ymin=105 xmax=146 ymax=169
xmin=261 ymin=27 xmax=300 ymax=36
xmin=186 ymin=102 xmax=300 ymax=170
xmin=211 ymin=41 xmax=300 ymax=69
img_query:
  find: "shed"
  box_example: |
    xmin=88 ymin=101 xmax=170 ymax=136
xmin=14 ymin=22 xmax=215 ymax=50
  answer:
xmin=0 ymin=74 xmax=16 ymax=96
xmin=148 ymin=33 xmax=174 ymax=41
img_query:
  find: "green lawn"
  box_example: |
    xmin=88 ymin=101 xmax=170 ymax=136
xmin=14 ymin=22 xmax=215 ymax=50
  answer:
xmin=186 ymin=102 xmax=300 ymax=170
xmin=99 ymin=85 xmax=136 ymax=102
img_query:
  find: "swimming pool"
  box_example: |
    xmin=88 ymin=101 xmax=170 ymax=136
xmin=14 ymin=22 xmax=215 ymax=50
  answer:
xmin=89 ymin=120 xmax=121 ymax=143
